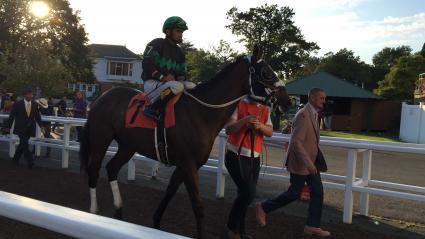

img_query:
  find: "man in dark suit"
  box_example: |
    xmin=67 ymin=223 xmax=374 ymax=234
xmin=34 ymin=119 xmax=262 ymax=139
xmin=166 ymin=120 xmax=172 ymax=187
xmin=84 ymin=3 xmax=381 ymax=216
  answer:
xmin=255 ymin=88 xmax=330 ymax=237
xmin=7 ymin=88 xmax=43 ymax=168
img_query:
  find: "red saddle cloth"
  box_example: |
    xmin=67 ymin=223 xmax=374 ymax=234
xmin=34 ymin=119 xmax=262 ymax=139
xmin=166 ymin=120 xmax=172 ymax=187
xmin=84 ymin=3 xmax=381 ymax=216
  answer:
xmin=125 ymin=92 xmax=179 ymax=129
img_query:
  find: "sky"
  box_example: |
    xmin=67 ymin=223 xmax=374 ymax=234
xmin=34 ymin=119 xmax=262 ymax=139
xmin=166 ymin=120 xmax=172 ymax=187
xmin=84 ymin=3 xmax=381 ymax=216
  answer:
xmin=67 ymin=0 xmax=425 ymax=64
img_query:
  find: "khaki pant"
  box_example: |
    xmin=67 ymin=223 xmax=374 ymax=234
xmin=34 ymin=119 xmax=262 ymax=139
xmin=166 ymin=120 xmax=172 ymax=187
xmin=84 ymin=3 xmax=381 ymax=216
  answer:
xmin=144 ymin=80 xmax=196 ymax=102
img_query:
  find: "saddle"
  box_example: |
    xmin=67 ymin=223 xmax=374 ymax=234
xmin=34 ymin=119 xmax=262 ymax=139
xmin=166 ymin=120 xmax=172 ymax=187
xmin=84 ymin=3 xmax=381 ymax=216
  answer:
xmin=125 ymin=92 xmax=181 ymax=165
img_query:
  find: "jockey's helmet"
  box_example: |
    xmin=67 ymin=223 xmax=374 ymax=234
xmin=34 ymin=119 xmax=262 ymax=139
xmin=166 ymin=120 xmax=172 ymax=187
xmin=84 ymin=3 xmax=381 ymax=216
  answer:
xmin=162 ymin=16 xmax=188 ymax=33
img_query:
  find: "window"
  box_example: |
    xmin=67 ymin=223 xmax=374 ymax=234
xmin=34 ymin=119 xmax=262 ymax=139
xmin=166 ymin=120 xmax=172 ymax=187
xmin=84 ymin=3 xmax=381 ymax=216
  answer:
xmin=82 ymin=84 xmax=86 ymax=91
xmin=108 ymin=61 xmax=133 ymax=76
xmin=88 ymin=85 xmax=92 ymax=92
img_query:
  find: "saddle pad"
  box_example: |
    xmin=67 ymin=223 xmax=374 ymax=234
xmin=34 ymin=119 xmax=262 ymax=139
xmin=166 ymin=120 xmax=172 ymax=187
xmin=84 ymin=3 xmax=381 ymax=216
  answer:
xmin=125 ymin=92 xmax=179 ymax=129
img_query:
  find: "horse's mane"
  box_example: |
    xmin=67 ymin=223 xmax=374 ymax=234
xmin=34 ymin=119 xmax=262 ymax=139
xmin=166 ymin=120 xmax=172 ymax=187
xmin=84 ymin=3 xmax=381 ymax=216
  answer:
xmin=191 ymin=56 xmax=246 ymax=95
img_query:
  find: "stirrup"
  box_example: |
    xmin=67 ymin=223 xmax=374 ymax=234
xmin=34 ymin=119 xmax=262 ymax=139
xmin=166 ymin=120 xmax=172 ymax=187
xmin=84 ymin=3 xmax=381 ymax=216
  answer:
xmin=143 ymin=107 xmax=159 ymax=121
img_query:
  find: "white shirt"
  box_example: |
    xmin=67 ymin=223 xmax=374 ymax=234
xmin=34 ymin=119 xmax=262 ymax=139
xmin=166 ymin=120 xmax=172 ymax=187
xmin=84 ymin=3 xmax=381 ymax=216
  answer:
xmin=24 ymin=99 xmax=31 ymax=116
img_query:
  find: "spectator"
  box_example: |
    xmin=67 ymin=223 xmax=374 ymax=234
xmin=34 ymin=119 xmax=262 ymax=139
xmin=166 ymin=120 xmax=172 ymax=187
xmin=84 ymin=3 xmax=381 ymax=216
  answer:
xmin=56 ymin=96 xmax=67 ymax=116
xmin=73 ymin=91 xmax=87 ymax=141
xmin=0 ymin=89 xmax=6 ymax=111
xmin=3 ymin=93 xmax=15 ymax=113
xmin=52 ymin=96 xmax=67 ymax=133
xmin=37 ymin=97 xmax=53 ymax=157
xmin=6 ymin=88 xmax=43 ymax=168
xmin=323 ymin=100 xmax=334 ymax=130
xmin=256 ymin=88 xmax=330 ymax=237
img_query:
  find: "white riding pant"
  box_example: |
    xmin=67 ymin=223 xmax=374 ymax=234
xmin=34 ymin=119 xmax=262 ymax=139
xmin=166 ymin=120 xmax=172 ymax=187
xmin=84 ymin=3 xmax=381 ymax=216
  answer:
xmin=144 ymin=80 xmax=196 ymax=102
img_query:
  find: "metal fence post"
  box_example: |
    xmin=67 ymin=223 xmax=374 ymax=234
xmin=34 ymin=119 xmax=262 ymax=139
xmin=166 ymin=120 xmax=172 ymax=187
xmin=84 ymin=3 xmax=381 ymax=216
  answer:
xmin=127 ymin=158 xmax=136 ymax=181
xmin=8 ymin=121 xmax=16 ymax=158
xmin=360 ymin=149 xmax=372 ymax=216
xmin=62 ymin=123 xmax=70 ymax=168
xmin=343 ymin=149 xmax=357 ymax=224
xmin=216 ymin=134 xmax=227 ymax=199
xmin=35 ymin=124 xmax=41 ymax=157
xmin=151 ymin=162 xmax=160 ymax=179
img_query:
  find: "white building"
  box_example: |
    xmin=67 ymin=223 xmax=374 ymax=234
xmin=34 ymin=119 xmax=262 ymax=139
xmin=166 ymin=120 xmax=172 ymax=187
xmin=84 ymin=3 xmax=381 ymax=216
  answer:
xmin=68 ymin=44 xmax=143 ymax=98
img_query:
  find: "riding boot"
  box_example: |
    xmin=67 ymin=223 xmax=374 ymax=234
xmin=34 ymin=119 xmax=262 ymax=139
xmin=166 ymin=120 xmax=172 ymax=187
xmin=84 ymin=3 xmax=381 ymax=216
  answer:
xmin=143 ymin=92 xmax=175 ymax=121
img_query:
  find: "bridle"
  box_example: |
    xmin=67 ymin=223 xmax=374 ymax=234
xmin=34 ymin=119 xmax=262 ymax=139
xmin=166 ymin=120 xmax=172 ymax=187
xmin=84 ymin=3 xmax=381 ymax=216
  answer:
xmin=245 ymin=55 xmax=284 ymax=107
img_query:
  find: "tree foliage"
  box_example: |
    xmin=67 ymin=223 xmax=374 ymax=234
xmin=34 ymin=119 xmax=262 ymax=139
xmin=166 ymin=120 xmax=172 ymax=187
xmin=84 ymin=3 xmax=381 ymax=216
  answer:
xmin=374 ymin=55 xmax=425 ymax=100
xmin=0 ymin=0 xmax=94 ymax=95
xmin=186 ymin=40 xmax=239 ymax=83
xmin=372 ymin=46 xmax=412 ymax=69
xmin=316 ymin=48 xmax=374 ymax=89
xmin=226 ymin=4 xmax=319 ymax=79
xmin=420 ymin=42 xmax=425 ymax=58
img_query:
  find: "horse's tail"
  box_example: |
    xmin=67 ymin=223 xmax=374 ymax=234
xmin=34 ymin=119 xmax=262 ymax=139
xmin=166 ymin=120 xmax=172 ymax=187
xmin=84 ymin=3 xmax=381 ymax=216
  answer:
xmin=79 ymin=120 xmax=91 ymax=173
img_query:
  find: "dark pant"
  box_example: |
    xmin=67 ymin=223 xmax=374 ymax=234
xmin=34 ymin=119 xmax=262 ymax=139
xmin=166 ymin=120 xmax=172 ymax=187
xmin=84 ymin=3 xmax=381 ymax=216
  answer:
xmin=261 ymin=173 xmax=324 ymax=227
xmin=76 ymin=126 xmax=83 ymax=142
xmin=43 ymin=123 xmax=51 ymax=156
xmin=225 ymin=151 xmax=260 ymax=234
xmin=13 ymin=134 xmax=34 ymax=165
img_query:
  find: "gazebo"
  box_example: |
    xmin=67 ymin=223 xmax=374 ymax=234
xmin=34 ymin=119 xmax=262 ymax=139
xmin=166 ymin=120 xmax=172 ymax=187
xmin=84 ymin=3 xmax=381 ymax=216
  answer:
xmin=286 ymin=71 xmax=400 ymax=131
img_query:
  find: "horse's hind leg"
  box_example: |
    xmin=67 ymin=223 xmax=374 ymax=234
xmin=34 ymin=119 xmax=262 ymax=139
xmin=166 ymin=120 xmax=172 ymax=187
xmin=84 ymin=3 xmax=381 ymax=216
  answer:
xmin=153 ymin=167 xmax=184 ymax=229
xmin=88 ymin=141 xmax=110 ymax=214
xmin=183 ymin=164 xmax=204 ymax=239
xmin=105 ymin=146 xmax=135 ymax=219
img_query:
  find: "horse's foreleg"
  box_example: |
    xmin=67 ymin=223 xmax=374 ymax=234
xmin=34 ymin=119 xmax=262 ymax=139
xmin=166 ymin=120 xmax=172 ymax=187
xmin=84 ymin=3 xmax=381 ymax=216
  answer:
xmin=183 ymin=166 xmax=204 ymax=239
xmin=110 ymin=180 xmax=123 ymax=218
xmin=153 ymin=167 xmax=184 ymax=229
xmin=106 ymin=147 xmax=135 ymax=219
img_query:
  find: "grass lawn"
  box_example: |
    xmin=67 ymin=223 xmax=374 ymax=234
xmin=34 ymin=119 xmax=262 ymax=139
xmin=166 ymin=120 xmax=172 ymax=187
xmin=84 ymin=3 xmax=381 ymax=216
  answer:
xmin=320 ymin=130 xmax=400 ymax=142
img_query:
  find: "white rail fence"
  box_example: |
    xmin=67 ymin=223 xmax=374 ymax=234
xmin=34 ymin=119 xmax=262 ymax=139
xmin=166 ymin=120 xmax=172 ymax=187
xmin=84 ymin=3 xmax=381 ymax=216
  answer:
xmin=0 ymin=114 xmax=424 ymax=232
xmin=0 ymin=191 xmax=189 ymax=239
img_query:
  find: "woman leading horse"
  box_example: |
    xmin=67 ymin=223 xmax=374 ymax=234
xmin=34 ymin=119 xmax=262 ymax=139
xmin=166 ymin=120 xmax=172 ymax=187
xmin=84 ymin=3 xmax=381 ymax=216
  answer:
xmin=79 ymin=45 xmax=291 ymax=238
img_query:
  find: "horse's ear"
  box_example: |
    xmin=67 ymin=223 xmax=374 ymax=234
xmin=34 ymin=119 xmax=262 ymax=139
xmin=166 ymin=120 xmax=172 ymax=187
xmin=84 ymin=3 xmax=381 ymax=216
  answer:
xmin=252 ymin=44 xmax=263 ymax=63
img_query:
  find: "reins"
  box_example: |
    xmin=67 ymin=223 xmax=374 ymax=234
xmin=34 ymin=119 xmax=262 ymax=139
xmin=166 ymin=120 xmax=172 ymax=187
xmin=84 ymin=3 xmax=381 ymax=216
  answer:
xmin=183 ymin=91 xmax=247 ymax=108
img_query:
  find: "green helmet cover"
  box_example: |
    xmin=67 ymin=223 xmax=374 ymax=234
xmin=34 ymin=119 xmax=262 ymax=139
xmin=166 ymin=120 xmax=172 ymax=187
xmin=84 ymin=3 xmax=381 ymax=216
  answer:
xmin=162 ymin=16 xmax=188 ymax=33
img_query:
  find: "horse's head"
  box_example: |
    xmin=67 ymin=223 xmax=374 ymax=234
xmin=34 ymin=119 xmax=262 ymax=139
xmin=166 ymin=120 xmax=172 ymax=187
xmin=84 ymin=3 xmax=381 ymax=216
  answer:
xmin=245 ymin=45 xmax=292 ymax=113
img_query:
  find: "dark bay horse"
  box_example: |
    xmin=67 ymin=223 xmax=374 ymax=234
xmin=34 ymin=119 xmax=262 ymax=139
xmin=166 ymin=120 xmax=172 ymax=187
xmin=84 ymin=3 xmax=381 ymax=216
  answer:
xmin=79 ymin=46 xmax=291 ymax=238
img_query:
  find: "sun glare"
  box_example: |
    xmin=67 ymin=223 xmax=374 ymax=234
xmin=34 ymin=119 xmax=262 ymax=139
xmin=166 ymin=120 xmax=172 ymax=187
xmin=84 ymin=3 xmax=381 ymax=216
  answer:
xmin=30 ymin=1 xmax=49 ymax=18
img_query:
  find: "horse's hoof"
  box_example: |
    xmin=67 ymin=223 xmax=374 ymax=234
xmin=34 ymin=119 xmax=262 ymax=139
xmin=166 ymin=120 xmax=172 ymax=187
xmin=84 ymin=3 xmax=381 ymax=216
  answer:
xmin=153 ymin=217 xmax=160 ymax=229
xmin=89 ymin=207 xmax=99 ymax=214
xmin=114 ymin=208 xmax=123 ymax=219
xmin=153 ymin=222 xmax=160 ymax=229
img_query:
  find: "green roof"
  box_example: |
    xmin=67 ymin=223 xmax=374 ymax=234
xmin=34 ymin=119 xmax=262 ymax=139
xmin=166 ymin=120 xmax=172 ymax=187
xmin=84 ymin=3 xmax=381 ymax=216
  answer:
xmin=286 ymin=71 xmax=381 ymax=99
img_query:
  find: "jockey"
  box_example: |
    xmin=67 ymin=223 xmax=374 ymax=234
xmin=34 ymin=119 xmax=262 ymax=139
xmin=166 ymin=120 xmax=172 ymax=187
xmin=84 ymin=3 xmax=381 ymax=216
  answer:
xmin=142 ymin=16 xmax=196 ymax=120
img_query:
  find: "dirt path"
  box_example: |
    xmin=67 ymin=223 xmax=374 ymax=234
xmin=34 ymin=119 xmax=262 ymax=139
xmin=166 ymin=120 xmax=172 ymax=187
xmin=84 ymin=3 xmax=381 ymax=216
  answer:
xmin=0 ymin=158 xmax=423 ymax=239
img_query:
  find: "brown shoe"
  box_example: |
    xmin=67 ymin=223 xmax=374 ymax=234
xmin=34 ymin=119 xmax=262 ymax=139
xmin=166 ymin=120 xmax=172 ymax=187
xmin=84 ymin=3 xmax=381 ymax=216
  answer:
xmin=255 ymin=202 xmax=266 ymax=227
xmin=304 ymin=226 xmax=331 ymax=237
xmin=226 ymin=229 xmax=241 ymax=239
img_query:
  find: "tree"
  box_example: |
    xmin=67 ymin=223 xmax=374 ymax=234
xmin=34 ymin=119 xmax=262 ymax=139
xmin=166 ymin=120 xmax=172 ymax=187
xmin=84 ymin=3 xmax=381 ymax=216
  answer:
xmin=289 ymin=55 xmax=320 ymax=81
xmin=0 ymin=0 xmax=94 ymax=94
xmin=420 ymin=42 xmax=425 ymax=58
xmin=374 ymin=55 xmax=425 ymax=100
xmin=372 ymin=46 xmax=412 ymax=69
xmin=0 ymin=43 xmax=72 ymax=95
xmin=226 ymin=4 xmax=319 ymax=79
xmin=186 ymin=40 xmax=239 ymax=83
xmin=316 ymin=48 xmax=374 ymax=89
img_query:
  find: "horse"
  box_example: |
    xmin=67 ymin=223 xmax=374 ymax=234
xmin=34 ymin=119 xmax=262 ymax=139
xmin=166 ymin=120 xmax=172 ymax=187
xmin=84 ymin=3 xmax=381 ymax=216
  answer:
xmin=79 ymin=45 xmax=291 ymax=238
